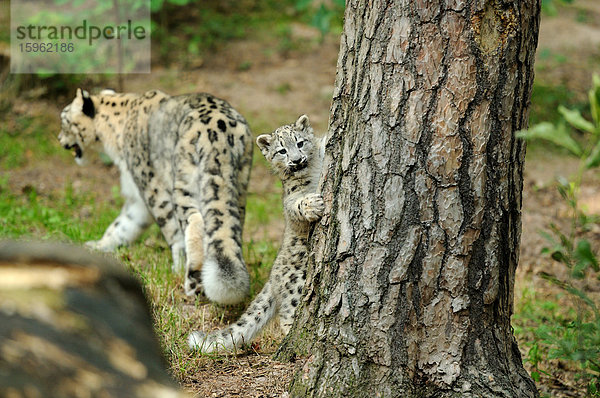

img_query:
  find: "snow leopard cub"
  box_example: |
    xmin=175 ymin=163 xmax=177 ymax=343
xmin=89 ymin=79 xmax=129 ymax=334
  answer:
xmin=188 ymin=114 xmax=325 ymax=353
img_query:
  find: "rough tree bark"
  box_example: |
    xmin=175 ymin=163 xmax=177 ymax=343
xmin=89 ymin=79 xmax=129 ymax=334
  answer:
xmin=277 ymin=0 xmax=540 ymax=397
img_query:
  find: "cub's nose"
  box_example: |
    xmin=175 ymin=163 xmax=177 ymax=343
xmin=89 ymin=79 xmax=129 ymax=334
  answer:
xmin=289 ymin=156 xmax=308 ymax=171
xmin=291 ymin=158 xmax=306 ymax=167
xmin=292 ymin=155 xmax=307 ymax=165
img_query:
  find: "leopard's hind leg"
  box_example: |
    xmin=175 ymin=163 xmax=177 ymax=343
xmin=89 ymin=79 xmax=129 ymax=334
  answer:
xmin=183 ymin=212 xmax=204 ymax=296
xmin=172 ymin=175 xmax=205 ymax=296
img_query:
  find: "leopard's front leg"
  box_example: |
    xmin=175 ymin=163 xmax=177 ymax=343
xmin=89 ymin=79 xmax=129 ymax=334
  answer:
xmin=86 ymin=196 xmax=152 ymax=251
xmin=86 ymin=169 xmax=152 ymax=252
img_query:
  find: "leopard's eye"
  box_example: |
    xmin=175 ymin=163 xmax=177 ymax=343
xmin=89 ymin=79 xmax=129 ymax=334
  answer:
xmin=297 ymin=141 xmax=304 ymax=148
xmin=278 ymin=148 xmax=287 ymax=155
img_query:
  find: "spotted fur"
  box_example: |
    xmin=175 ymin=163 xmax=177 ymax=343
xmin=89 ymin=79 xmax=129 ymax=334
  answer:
xmin=59 ymin=88 xmax=253 ymax=304
xmin=188 ymin=114 xmax=324 ymax=353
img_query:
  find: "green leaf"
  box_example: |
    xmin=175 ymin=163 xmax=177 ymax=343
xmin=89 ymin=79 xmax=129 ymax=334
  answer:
xmin=539 ymin=271 xmax=570 ymax=291
xmin=551 ymin=249 xmax=569 ymax=265
xmin=550 ymin=222 xmax=573 ymax=253
xmin=590 ymin=74 xmax=600 ymax=127
xmin=575 ymin=240 xmax=599 ymax=272
xmin=585 ymin=139 xmax=600 ymax=169
xmin=517 ymin=122 xmax=583 ymax=157
xmin=558 ymin=105 xmax=596 ymax=134
xmin=556 ymin=177 xmax=577 ymax=208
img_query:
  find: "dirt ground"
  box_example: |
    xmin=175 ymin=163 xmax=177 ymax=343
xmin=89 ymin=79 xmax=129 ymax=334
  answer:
xmin=3 ymin=2 xmax=600 ymax=397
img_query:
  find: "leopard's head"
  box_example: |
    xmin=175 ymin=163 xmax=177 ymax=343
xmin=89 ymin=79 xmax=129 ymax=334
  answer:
xmin=58 ymin=88 xmax=97 ymax=166
xmin=256 ymin=114 xmax=317 ymax=177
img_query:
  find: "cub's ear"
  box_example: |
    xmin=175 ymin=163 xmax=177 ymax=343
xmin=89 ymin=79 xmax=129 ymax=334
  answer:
xmin=256 ymin=134 xmax=272 ymax=155
xmin=295 ymin=114 xmax=310 ymax=131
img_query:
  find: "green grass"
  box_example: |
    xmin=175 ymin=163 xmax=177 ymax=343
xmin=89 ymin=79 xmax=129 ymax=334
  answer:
xmin=0 ymin=173 xmax=120 ymax=241
xmin=0 ymin=113 xmax=118 ymax=241
xmin=0 ymin=115 xmax=70 ymax=169
xmin=513 ymin=285 xmax=600 ymax=394
xmin=513 ymin=286 xmax=569 ymax=387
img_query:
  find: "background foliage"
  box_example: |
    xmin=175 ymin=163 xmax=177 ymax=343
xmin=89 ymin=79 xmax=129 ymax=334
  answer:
xmin=518 ymin=75 xmax=600 ymax=395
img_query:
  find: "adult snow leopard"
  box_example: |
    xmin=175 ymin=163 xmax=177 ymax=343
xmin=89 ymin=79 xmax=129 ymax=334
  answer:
xmin=188 ymin=114 xmax=324 ymax=353
xmin=59 ymin=88 xmax=252 ymax=304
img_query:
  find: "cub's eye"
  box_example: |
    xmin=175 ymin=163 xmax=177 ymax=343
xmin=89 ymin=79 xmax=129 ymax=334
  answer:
xmin=278 ymin=148 xmax=287 ymax=155
xmin=297 ymin=141 xmax=304 ymax=148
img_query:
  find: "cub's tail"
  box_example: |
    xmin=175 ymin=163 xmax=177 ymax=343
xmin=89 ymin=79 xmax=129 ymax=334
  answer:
xmin=188 ymin=281 xmax=276 ymax=353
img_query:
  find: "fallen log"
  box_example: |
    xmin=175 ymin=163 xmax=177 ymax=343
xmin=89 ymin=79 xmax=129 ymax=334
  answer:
xmin=0 ymin=240 xmax=188 ymax=398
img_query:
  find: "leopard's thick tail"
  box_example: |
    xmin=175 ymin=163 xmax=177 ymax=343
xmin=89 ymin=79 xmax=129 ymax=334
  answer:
xmin=188 ymin=281 xmax=276 ymax=353
xmin=195 ymin=128 xmax=252 ymax=305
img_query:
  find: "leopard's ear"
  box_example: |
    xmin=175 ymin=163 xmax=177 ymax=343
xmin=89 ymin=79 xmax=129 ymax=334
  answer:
xmin=73 ymin=89 xmax=95 ymax=118
xmin=72 ymin=88 xmax=84 ymax=110
xmin=81 ymin=91 xmax=95 ymax=119
xmin=295 ymin=114 xmax=310 ymax=131
xmin=256 ymin=134 xmax=272 ymax=156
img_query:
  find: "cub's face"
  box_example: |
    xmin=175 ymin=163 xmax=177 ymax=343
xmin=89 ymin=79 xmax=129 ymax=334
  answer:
xmin=256 ymin=114 xmax=316 ymax=177
xmin=58 ymin=88 xmax=96 ymax=165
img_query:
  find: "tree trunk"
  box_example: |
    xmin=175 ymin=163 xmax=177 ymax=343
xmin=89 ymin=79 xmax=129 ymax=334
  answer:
xmin=277 ymin=1 xmax=540 ymax=397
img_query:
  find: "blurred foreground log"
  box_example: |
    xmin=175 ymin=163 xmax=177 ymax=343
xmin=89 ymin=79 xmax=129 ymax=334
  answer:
xmin=0 ymin=240 xmax=187 ymax=398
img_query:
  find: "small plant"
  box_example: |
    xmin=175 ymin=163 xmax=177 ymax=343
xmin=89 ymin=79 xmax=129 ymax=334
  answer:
xmin=517 ymin=75 xmax=600 ymax=395
xmin=519 ymin=74 xmax=600 ymax=168
xmin=541 ymin=0 xmax=575 ymax=16
xmin=537 ymin=179 xmax=600 ymax=394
